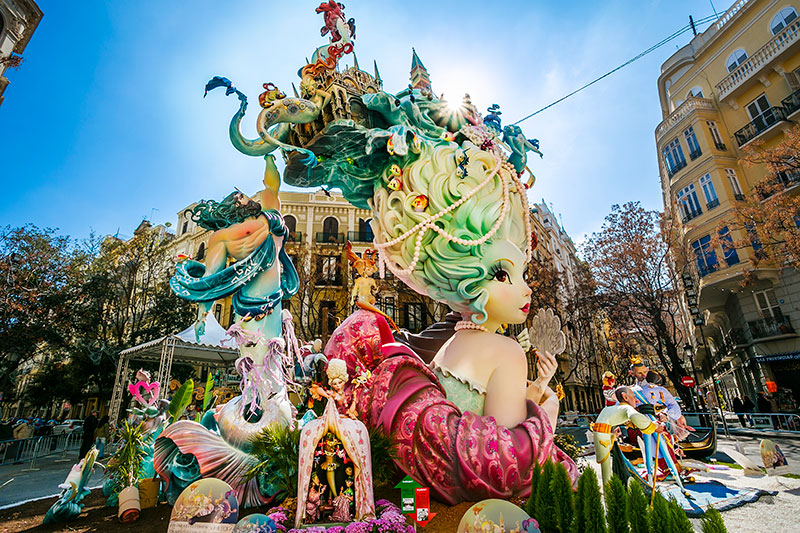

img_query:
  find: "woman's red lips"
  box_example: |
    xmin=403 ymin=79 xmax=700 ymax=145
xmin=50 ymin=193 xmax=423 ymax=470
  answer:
xmin=521 ymin=303 xmax=530 ymax=313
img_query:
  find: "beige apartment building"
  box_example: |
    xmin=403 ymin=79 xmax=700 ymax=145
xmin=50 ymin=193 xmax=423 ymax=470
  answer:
xmin=0 ymin=0 xmax=41 ymax=106
xmin=656 ymin=0 xmax=800 ymax=409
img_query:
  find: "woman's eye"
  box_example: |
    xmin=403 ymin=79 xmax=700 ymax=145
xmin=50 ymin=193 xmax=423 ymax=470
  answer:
xmin=493 ymin=269 xmax=509 ymax=283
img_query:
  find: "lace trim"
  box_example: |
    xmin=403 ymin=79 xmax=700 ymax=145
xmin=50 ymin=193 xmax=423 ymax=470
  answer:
xmin=429 ymin=360 xmax=487 ymax=394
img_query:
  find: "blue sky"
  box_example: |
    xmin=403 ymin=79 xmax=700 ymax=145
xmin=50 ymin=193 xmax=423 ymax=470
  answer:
xmin=0 ymin=0 xmax=725 ymax=243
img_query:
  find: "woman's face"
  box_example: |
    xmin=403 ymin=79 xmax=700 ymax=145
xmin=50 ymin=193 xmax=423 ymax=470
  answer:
xmin=479 ymin=239 xmax=532 ymax=325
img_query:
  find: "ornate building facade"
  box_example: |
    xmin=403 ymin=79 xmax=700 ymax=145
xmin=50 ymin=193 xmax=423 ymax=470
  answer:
xmin=656 ymin=0 xmax=800 ymax=409
xmin=0 ymin=0 xmax=42 ymax=106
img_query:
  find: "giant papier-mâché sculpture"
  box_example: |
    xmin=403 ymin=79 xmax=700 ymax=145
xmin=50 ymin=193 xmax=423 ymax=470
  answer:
xmin=158 ymin=2 xmax=576 ymax=507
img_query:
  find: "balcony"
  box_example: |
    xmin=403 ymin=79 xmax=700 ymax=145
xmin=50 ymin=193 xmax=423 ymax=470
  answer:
xmin=714 ymin=141 xmax=727 ymax=151
xmin=286 ymin=231 xmax=303 ymax=242
xmin=347 ymin=231 xmax=373 ymax=243
xmin=706 ymin=198 xmax=720 ymax=210
xmin=748 ymin=315 xmax=795 ymax=339
xmin=733 ymin=193 xmax=745 ymax=201
xmin=733 ymin=106 xmax=789 ymax=147
xmin=781 ymin=88 xmax=800 ymax=115
xmin=667 ymin=159 xmax=687 ymax=179
xmin=689 ymin=148 xmax=703 ymax=161
xmin=716 ymin=19 xmax=800 ymax=100
xmin=681 ymin=208 xmax=703 ymax=224
xmin=315 ymin=232 xmax=345 ymax=244
xmin=727 ymin=328 xmax=749 ymax=347
xmin=655 ymin=97 xmax=716 ymax=141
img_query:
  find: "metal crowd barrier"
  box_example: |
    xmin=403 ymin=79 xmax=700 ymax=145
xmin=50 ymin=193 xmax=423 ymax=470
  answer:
xmin=0 ymin=430 xmax=83 ymax=467
xmin=718 ymin=411 xmax=800 ymax=433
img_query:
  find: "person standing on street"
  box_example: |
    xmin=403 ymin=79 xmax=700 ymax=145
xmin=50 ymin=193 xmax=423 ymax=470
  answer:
xmin=733 ymin=397 xmax=746 ymax=427
xmin=94 ymin=415 xmax=109 ymax=458
xmin=79 ymin=410 xmax=98 ymax=459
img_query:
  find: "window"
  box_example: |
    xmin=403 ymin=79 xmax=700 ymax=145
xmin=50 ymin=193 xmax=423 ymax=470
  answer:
xmin=662 ymin=137 xmax=687 ymax=177
xmin=725 ymin=168 xmax=744 ymax=199
xmin=284 ymin=214 xmax=297 ymax=234
xmin=687 ymin=86 xmax=704 ymax=98
xmin=726 ymin=49 xmax=748 ymax=73
xmin=746 ymin=94 xmax=771 ymax=120
xmin=182 ymin=221 xmax=189 ymax=235
xmin=754 ymin=289 xmax=783 ymax=320
xmin=405 ymin=303 xmax=425 ymax=332
xmin=382 ymin=297 xmax=396 ymax=323
xmin=691 ymin=235 xmax=718 ymax=276
xmin=745 ymin=222 xmax=766 ymax=259
xmin=229 ymin=306 xmax=236 ymax=327
xmin=196 ymin=242 xmax=206 ymax=261
xmin=320 ymin=216 xmax=340 ymax=243
xmin=357 ymin=218 xmax=374 ymax=242
xmin=214 ymin=303 xmax=222 ymax=322
xmin=718 ymin=226 xmax=740 ymax=266
xmin=707 ymin=120 xmax=726 ymax=150
xmin=684 ymin=126 xmax=702 ymax=159
xmin=316 ymin=255 xmax=342 ymax=286
xmin=700 ymin=174 xmax=718 ymax=208
xmin=677 ymin=183 xmax=702 ymax=221
xmin=770 ymin=7 xmax=797 ymax=35
xmin=320 ymin=300 xmax=337 ymax=334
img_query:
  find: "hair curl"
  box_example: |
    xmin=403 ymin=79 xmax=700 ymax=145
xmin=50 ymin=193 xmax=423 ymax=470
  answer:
xmin=371 ymin=138 xmax=528 ymax=323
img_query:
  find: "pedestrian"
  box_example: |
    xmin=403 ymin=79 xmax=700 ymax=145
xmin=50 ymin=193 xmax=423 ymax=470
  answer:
xmin=79 ymin=410 xmax=98 ymax=459
xmin=94 ymin=415 xmax=109 ymax=458
xmin=12 ymin=419 xmax=33 ymax=440
xmin=732 ymin=396 xmax=746 ymax=427
xmin=757 ymin=391 xmax=780 ymax=430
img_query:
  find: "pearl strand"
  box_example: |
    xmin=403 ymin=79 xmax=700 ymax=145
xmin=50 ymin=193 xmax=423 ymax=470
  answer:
xmin=454 ymin=320 xmax=492 ymax=333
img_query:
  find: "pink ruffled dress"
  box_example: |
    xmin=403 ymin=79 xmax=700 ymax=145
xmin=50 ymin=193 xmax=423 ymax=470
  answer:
xmin=325 ymin=310 xmax=578 ymax=505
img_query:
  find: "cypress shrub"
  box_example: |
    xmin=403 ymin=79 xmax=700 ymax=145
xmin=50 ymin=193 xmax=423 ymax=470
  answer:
xmin=525 ymin=462 xmax=542 ymax=518
xmin=700 ymin=507 xmax=727 ymax=533
xmin=535 ymin=460 xmax=558 ymax=532
xmin=667 ymin=497 xmax=693 ymax=533
xmin=648 ymin=491 xmax=671 ymax=533
xmin=581 ymin=468 xmax=607 ymax=533
xmin=574 ymin=468 xmax=588 ymax=533
xmin=605 ymin=476 xmax=628 ymax=533
xmin=626 ymin=482 xmax=649 ymax=533
xmin=551 ymin=462 xmax=575 ymax=533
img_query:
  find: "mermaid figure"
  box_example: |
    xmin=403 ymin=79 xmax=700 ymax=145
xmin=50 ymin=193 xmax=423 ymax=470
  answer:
xmin=155 ymin=156 xmax=300 ymax=507
xmin=281 ymin=86 xmax=577 ymax=502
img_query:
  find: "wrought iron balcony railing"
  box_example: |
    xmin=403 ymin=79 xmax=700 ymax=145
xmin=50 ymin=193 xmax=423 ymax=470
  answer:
xmin=727 ymin=327 xmax=749 ymax=346
xmin=689 ymin=148 xmax=703 ymax=161
xmin=315 ymin=232 xmax=345 ymax=244
xmin=733 ymin=193 xmax=745 ymax=201
xmin=714 ymin=141 xmax=727 ymax=151
xmin=286 ymin=231 xmax=303 ymax=242
xmin=781 ymin=88 xmax=800 ymax=115
xmin=347 ymin=231 xmax=373 ymax=243
xmin=681 ymin=208 xmax=703 ymax=223
xmin=667 ymin=158 xmax=687 ymax=179
xmin=748 ymin=315 xmax=795 ymax=339
xmin=734 ymin=106 xmax=789 ymax=147
xmin=706 ymin=198 xmax=720 ymax=210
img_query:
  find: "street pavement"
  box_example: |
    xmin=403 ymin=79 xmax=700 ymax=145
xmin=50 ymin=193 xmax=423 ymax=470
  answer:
xmin=0 ymin=452 xmax=105 ymax=508
xmin=0 ymin=434 xmax=797 ymax=509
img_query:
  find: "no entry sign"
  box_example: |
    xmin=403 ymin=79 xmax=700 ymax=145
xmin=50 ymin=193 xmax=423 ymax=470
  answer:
xmin=681 ymin=376 xmax=696 ymax=387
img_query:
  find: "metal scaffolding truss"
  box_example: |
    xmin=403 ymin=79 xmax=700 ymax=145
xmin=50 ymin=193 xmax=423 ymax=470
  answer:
xmin=108 ymin=314 xmax=238 ymax=425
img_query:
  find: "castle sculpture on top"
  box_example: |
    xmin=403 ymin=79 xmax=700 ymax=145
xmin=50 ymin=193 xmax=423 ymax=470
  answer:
xmin=156 ymin=0 xmax=571 ymax=509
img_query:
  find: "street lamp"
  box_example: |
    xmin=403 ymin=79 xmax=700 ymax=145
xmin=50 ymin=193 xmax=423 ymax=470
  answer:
xmin=683 ymin=343 xmax=699 ymax=412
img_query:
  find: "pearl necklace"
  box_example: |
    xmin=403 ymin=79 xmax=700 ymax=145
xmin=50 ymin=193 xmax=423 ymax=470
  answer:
xmin=454 ymin=320 xmax=492 ymax=333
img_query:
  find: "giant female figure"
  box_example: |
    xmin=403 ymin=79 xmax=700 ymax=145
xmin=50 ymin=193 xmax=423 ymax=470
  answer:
xmin=276 ymin=88 xmax=578 ymax=502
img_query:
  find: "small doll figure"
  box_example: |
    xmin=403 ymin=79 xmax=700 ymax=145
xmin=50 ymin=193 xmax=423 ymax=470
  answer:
xmin=310 ymin=359 xmax=360 ymax=419
xmin=412 ymin=195 xmax=428 ymax=212
xmin=330 ymin=476 xmax=354 ymax=522
xmin=319 ymin=435 xmax=342 ymax=497
xmin=306 ymin=472 xmax=326 ymax=523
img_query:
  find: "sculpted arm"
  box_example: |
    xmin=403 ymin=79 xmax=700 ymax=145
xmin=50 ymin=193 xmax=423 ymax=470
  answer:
xmin=261 ymin=155 xmax=281 ymax=211
xmin=483 ymin=338 xmax=528 ymax=428
xmin=197 ymin=233 xmax=229 ymax=320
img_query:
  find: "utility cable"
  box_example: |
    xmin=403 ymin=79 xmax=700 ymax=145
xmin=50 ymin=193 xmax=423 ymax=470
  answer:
xmin=512 ymin=13 xmax=720 ymax=125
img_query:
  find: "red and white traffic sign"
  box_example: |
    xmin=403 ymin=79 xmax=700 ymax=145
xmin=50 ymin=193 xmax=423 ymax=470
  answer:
xmin=681 ymin=376 xmax=696 ymax=387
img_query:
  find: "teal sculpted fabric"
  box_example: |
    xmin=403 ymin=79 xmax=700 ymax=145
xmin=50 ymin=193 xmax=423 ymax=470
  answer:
xmin=431 ymin=363 xmax=486 ymax=415
xmin=170 ymin=209 xmax=299 ymax=315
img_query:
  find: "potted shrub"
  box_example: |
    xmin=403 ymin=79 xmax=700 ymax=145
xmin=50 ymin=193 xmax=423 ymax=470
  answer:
xmin=106 ymin=421 xmax=147 ymax=523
